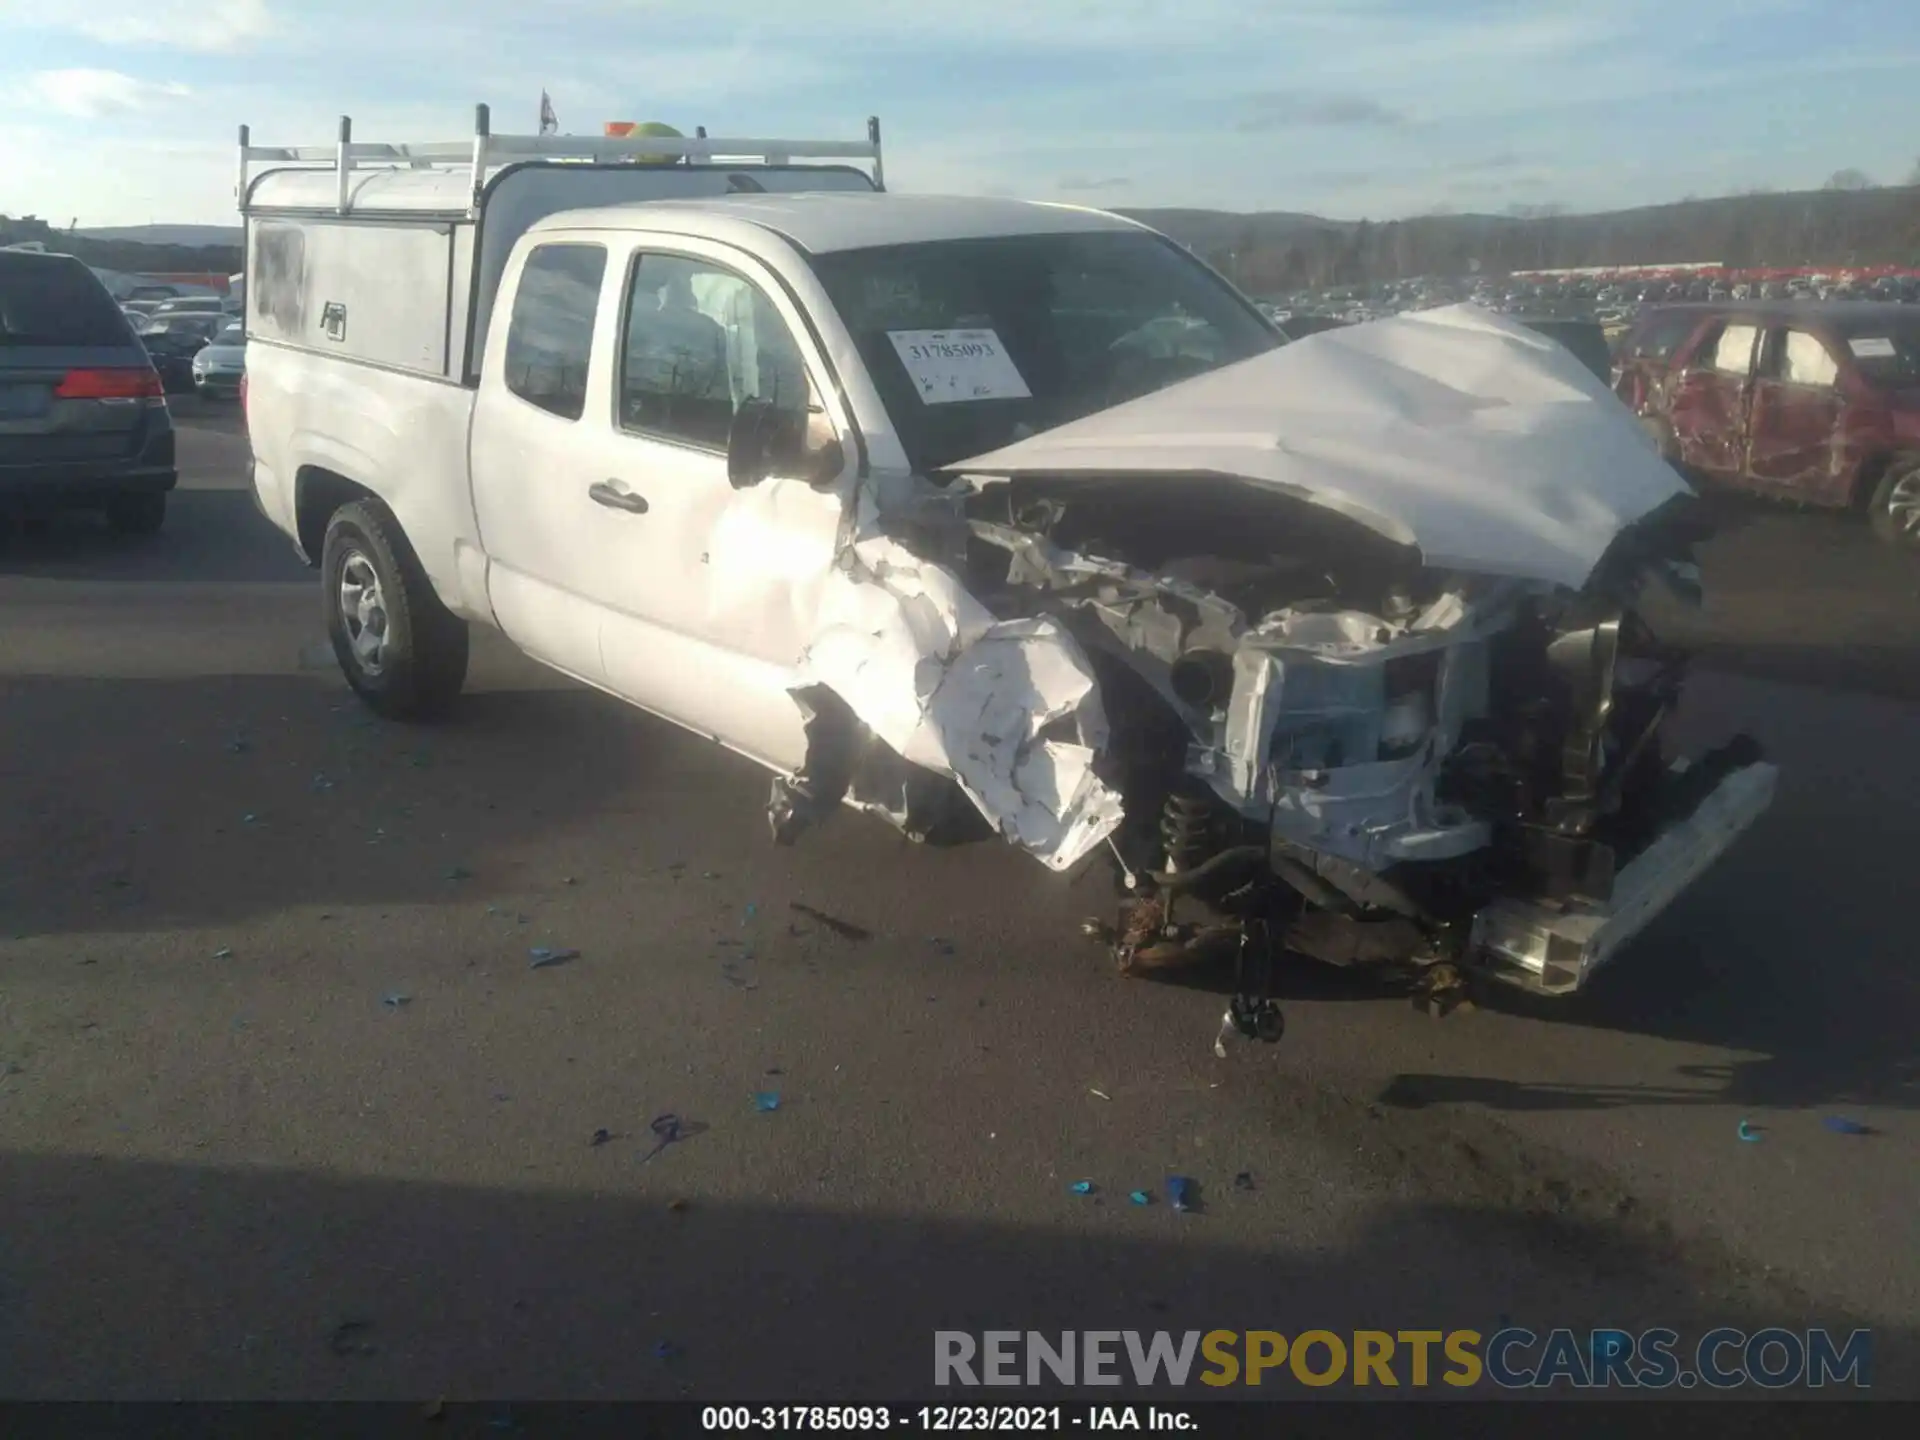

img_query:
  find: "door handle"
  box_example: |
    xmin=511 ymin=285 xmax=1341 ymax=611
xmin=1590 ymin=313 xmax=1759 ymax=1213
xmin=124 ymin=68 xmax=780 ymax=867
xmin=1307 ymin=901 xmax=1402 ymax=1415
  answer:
xmin=588 ymin=481 xmax=649 ymax=514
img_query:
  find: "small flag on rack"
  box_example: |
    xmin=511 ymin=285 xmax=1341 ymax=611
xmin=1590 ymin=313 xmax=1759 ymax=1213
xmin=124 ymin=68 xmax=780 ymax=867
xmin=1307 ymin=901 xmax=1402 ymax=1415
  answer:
xmin=539 ymin=91 xmax=558 ymax=136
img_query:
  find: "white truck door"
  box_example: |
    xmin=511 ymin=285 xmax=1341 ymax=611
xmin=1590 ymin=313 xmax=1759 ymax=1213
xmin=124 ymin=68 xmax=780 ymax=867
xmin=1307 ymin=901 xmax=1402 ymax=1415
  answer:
xmin=469 ymin=239 xmax=622 ymax=686
xmin=586 ymin=239 xmax=853 ymax=773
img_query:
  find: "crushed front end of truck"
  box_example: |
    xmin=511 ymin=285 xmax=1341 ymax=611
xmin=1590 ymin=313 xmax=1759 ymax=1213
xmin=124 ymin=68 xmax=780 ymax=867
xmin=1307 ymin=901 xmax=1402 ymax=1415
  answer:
xmin=771 ymin=305 xmax=1777 ymax=1012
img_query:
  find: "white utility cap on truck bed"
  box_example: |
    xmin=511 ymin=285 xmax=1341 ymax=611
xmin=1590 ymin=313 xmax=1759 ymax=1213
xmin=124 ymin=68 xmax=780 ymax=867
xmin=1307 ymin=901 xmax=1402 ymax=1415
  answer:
xmin=236 ymin=104 xmax=885 ymax=384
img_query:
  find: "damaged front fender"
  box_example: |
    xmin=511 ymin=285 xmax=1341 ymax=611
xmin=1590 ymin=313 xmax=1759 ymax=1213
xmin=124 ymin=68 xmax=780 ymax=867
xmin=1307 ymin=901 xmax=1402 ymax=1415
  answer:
xmin=773 ymin=525 xmax=1125 ymax=871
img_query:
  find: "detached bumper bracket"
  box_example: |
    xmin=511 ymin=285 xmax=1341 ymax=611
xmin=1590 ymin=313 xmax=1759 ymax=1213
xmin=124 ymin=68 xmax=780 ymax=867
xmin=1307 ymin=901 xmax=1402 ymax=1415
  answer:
xmin=1469 ymin=757 xmax=1779 ymax=995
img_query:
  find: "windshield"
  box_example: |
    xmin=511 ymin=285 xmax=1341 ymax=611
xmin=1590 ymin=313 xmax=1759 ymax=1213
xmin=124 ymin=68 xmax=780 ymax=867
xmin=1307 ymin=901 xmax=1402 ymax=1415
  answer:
xmin=807 ymin=230 xmax=1279 ymax=472
xmin=214 ymin=323 xmax=245 ymax=345
xmin=1835 ymin=317 xmax=1920 ymax=386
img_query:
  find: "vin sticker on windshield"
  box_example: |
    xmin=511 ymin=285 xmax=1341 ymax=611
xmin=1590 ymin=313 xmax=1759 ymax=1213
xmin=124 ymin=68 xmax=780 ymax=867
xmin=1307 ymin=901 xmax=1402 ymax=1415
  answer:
xmin=1849 ymin=337 xmax=1896 ymax=358
xmin=886 ymin=328 xmax=1033 ymax=405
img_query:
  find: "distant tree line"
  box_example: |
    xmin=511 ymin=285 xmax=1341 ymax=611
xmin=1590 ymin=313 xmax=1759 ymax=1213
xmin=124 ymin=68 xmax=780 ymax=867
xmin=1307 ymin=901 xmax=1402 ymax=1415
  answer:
xmin=0 ymin=215 xmax=241 ymax=275
xmin=11 ymin=164 xmax=1920 ymax=296
xmin=1128 ymin=172 xmax=1920 ymax=294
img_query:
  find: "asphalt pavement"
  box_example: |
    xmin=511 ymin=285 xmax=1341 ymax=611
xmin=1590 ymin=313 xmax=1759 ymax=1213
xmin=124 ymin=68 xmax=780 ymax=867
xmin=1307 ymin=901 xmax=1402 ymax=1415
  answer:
xmin=0 ymin=398 xmax=1914 ymax=1401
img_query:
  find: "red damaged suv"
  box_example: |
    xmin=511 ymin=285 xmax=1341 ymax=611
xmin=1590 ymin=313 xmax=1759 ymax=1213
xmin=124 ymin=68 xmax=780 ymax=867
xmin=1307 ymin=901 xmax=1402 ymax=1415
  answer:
xmin=1612 ymin=302 xmax=1920 ymax=545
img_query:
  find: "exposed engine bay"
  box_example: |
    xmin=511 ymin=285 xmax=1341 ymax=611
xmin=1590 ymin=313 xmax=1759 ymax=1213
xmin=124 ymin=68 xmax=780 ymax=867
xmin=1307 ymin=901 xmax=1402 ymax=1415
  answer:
xmin=767 ymin=306 xmax=1778 ymax=1019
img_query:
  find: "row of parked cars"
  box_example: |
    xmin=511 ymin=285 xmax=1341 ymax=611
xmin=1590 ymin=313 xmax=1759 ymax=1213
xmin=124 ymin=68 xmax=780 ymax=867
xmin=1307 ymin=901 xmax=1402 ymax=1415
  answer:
xmin=117 ymin=294 xmax=246 ymax=399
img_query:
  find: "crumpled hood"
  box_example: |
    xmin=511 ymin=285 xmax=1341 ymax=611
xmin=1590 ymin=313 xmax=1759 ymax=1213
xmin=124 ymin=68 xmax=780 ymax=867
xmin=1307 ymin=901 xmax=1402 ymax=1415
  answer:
xmin=952 ymin=303 xmax=1690 ymax=591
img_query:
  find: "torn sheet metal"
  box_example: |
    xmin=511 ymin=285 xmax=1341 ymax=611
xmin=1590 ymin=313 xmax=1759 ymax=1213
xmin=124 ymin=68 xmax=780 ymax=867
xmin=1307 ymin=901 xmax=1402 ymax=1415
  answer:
xmin=953 ymin=304 xmax=1689 ymax=593
xmin=793 ymin=533 xmax=1125 ymax=870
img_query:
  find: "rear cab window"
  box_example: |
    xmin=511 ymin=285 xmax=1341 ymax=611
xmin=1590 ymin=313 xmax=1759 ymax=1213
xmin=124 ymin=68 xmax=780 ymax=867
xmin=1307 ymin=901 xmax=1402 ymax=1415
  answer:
xmin=502 ymin=243 xmax=609 ymax=421
xmin=0 ymin=254 xmax=135 ymax=348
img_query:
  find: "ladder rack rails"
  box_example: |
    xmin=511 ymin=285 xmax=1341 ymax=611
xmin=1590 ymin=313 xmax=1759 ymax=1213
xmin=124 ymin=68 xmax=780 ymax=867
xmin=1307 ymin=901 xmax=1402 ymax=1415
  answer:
xmin=237 ymin=104 xmax=885 ymax=216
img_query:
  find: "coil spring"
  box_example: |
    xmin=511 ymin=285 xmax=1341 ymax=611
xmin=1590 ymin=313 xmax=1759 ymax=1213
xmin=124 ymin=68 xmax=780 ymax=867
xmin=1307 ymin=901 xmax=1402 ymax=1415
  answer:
xmin=1158 ymin=790 xmax=1217 ymax=872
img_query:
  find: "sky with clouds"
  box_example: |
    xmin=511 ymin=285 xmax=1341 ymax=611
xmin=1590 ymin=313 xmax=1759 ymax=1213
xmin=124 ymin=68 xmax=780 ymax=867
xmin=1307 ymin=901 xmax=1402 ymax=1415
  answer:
xmin=2 ymin=0 xmax=1917 ymax=227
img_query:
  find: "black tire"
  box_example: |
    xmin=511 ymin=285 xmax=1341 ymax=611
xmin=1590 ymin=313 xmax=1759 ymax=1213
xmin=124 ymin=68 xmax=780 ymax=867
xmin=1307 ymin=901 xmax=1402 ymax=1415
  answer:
xmin=1867 ymin=455 xmax=1920 ymax=546
xmin=106 ymin=492 xmax=166 ymax=535
xmin=320 ymin=498 xmax=468 ymax=721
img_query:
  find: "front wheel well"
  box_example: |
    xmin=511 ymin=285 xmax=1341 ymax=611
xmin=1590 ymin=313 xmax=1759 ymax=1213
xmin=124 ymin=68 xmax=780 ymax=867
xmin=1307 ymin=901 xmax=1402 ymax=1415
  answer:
xmin=294 ymin=466 xmax=378 ymax=566
xmin=1849 ymin=451 xmax=1920 ymax=511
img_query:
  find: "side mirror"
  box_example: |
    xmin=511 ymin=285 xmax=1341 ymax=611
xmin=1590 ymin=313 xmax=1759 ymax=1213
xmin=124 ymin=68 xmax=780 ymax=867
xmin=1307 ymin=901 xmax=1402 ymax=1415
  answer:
xmin=726 ymin=398 xmax=845 ymax=492
xmin=726 ymin=398 xmax=782 ymax=490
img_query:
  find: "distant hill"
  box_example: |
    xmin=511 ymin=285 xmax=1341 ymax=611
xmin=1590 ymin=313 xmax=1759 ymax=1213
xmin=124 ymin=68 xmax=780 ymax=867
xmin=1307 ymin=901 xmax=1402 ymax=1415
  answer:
xmin=11 ymin=181 xmax=1920 ymax=292
xmin=0 ymin=215 xmax=241 ymax=276
xmin=77 ymin=223 xmax=244 ymax=248
xmin=1120 ymin=184 xmax=1920 ymax=293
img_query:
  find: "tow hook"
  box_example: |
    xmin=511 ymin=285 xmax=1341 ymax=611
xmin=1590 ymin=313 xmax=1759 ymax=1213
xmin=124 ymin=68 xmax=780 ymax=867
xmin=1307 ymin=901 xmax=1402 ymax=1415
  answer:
xmin=1414 ymin=959 xmax=1476 ymax=1019
xmin=1219 ymin=916 xmax=1284 ymax=1055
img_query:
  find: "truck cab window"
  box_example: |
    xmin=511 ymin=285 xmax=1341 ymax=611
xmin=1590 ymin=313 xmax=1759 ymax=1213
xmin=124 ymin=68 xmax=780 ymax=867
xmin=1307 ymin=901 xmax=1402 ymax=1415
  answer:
xmin=503 ymin=243 xmax=607 ymax=421
xmin=618 ymin=254 xmax=809 ymax=451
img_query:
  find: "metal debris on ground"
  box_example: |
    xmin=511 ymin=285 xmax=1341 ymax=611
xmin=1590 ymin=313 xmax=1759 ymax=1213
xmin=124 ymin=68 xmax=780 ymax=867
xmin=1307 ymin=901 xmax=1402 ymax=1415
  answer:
xmin=788 ymin=902 xmax=872 ymax=942
xmin=590 ymin=1128 xmax=613 ymax=1147
xmin=753 ymin=1091 xmax=782 ymax=1112
xmin=311 ymin=773 xmax=334 ymax=792
xmin=328 ymin=1320 xmax=375 ymax=1356
xmin=529 ymin=947 xmax=580 ymax=969
xmin=242 ymin=812 xmax=263 ymax=826
xmin=1129 ymin=1190 xmax=1152 ymax=1206
xmin=640 ymin=1113 xmax=688 ymax=1163
xmin=1737 ymin=1119 xmax=1764 ymax=1143
xmin=928 ymin=936 xmax=957 ymax=956
xmin=446 ymin=865 xmax=472 ymax=881
xmin=1233 ymin=1171 xmax=1255 ymax=1191
xmin=227 ymin=736 xmax=251 ymax=754
xmin=213 ymin=947 xmax=233 ymax=960
xmin=1089 ymin=1088 xmax=1112 ymax=1101
xmin=381 ymin=992 xmax=412 ymax=1008
xmin=563 ymin=876 xmax=577 ymax=886
xmin=1167 ymin=1176 xmax=1200 ymax=1213
xmin=1822 ymin=1116 xmax=1875 ymax=1136
xmin=1069 ymin=1180 xmax=1096 ymax=1196
xmin=1213 ymin=1011 xmax=1237 ymax=1059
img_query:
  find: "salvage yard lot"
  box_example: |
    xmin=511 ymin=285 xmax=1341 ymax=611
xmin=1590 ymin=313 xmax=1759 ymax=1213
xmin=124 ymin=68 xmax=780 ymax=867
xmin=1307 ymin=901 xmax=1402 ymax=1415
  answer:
xmin=1 ymin=397 xmax=1915 ymax=1398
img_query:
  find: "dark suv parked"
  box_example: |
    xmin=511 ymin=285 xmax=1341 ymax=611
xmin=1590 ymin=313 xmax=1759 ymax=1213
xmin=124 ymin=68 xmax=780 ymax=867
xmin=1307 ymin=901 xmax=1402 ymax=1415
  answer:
xmin=1 ymin=249 xmax=177 ymax=534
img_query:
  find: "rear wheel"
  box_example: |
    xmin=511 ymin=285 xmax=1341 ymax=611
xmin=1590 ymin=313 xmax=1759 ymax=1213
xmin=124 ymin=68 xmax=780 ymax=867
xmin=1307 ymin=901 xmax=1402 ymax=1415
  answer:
xmin=1868 ymin=456 xmax=1920 ymax=547
xmin=321 ymin=498 xmax=468 ymax=720
xmin=106 ymin=492 xmax=166 ymax=535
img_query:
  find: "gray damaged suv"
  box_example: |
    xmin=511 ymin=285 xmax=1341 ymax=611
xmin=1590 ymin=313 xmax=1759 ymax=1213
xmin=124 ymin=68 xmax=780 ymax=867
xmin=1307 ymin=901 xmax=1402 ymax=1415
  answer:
xmin=1 ymin=249 xmax=178 ymax=534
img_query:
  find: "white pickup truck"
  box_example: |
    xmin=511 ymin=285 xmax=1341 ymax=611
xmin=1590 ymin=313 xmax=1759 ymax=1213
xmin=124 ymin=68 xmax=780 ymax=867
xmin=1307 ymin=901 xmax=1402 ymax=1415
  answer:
xmin=240 ymin=107 xmax=1776 ymax=1018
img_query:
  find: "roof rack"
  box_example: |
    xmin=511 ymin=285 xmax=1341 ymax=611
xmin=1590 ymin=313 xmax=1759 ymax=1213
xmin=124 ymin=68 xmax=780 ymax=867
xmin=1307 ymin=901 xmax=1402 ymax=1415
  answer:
xmin=237 ymin=103 xmax=884 ymax=216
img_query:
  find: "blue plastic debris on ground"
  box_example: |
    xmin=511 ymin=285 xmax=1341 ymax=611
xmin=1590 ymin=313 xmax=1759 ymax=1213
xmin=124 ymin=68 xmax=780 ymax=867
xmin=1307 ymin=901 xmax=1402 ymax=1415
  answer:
xmin=1737 ymin=1119 xmax=1764 ymax=1142
xmin=529 ymin=947 xmax=580 ymax=969
xmin=753 ymin=1091 xmax=781 ymax=1113
xmin=1167 ymin=1176 xmax=1199 ymax=1213
xmin=1129 ymin=1190 xmax=1152 ymax=1206
xmin=1822 ymin=1116 xmax=1875 ymax=1136
xmin=1070 ymin=1180 xmax=1096 ymax=1196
